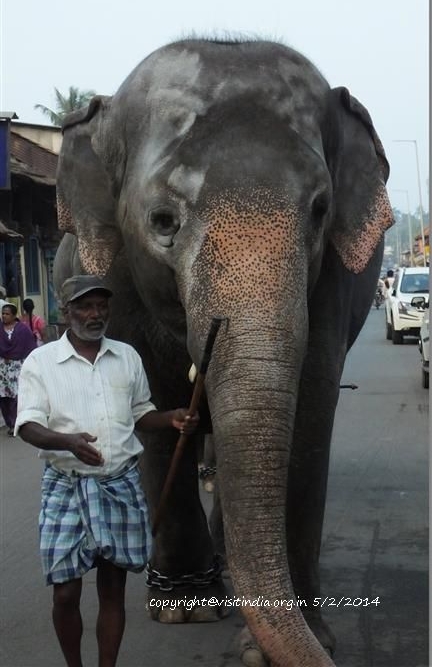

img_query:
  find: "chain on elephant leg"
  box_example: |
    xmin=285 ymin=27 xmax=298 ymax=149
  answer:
xmin=145 ymin=555 xmax=231 ymax=622
xmin=198 ymin=464 xmax=216 ymax=493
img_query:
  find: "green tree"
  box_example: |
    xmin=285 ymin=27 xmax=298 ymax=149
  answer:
xmin=34 ymin=86 xmax=96 ymax=125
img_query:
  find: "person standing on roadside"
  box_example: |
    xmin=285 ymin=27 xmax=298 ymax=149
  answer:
xmin=15 ymin=275 xmax=199 ymax=667
xmin=21 ymin=298 xmax=47 ymax=346
xmin=0 ymin=303 xmax=36 ymax=435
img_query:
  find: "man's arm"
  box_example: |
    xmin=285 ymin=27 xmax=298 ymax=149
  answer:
xmin=135 ymin=409 xmax=198 ymax=434
xmin=19 ymin=422 xmax=104 ymax=467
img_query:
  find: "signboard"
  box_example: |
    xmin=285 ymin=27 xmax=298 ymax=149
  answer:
xmin=0 ymin=120 xmax=10 ymax=190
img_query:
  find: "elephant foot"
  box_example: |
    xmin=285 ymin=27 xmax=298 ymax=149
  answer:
xmin=147 ymin=580 xmax=231 ymax=623
xmin=146 ymin=555 xmax=230 ymax=623
xmin=238 ymin=626 xmax=269 ymax=667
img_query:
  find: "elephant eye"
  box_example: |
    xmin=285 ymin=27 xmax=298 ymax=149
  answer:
xmin=311 ymin=193 xmax=329 ymax=225
xmin=149 ymin=207 xmax=180 ymax=246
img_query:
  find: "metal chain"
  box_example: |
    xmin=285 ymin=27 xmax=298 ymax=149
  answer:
xmin=146 ymin=554 xmax=224 ymax=591
xmin=198 ymin=466 xmax=217 ymax=479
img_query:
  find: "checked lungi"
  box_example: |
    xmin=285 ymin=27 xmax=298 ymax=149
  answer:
xmin=39 ymin=459 xmax=152 ymax=585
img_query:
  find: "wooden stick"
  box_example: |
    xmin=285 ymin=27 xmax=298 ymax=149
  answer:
xmin=151 ymin=317 xmax=224 ymax=537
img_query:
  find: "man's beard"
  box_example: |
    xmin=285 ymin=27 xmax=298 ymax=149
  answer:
xmin=69 ymin=317 xmax=108 ymax=341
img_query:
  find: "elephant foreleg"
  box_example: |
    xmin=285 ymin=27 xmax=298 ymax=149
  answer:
xmin=286 ymin=367 xmax=339 ymax=654
xmin=140 ymin=430 xmax=229 ymax=623
xmin=209 ymin=478 xmax=226 ymax=563
xmin=285 ymin=256 xmax=354 ymax=654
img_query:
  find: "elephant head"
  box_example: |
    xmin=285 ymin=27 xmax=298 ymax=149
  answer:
xmin=55 ymin=39 xmax=393 ymax=666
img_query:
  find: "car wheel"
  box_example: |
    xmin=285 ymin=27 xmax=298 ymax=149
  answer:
xmin=391 ymin=323 xmax=403 ymax=345
xmin=422 ymin=368 xmax=429 ymax=389
xmin=386 ymin=319 xmax=392 ymax=340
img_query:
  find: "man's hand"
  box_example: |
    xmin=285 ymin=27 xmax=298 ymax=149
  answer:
xmin=171 ymin=409 xmax=199 ymax=435
xmin=67 ymin=433 xmax=104 ymax=466
xmin=18 ymin=422 xmax=104 ymax=466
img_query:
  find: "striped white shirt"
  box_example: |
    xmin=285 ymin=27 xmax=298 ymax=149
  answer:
xmin=16 ymin=332 xmax=156 ymax=476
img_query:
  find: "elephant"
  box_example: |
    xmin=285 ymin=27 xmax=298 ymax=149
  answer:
xmin=53 ymin=38 xmax=393 ymax=667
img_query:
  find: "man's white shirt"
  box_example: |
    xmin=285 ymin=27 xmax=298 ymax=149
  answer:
xmin=16 ymin=332 xmax=156 ymax=476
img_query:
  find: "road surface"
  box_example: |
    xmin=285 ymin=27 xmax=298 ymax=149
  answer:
xmin=0 ymin=307 xmax=428 ymax=667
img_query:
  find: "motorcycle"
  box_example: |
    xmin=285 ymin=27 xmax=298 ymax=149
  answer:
xmin=374 ymin=286 xmax=385 ymax=309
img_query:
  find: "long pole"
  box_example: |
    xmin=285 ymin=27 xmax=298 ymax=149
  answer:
xmin=395 ymin=220 xmax=400 ymax=266
xmin=393 ymin=140 xmax=427 ymax=266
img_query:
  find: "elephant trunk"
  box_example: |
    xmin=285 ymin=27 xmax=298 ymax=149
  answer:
xmin=206 ymin=331 xmax=335 ymax=667
xmin=183 ymin=197 xmax=335 ymax=664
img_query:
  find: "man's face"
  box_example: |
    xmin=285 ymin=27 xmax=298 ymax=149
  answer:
xmin=66 ymin=291 xmax=110 ymax=341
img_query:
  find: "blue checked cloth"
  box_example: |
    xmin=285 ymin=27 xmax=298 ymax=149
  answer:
xmin=39 ymin=459 xmax=152 ymax=585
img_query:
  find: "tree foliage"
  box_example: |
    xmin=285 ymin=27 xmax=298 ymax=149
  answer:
xmin=34 ymin=86 xmax=96 ymax=126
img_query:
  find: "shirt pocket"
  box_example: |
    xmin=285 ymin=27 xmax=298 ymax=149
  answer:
xmin=105 ymin=380 xmax=134 ymax=425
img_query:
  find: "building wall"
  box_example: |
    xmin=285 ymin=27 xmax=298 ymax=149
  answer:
xmin=11 ymin=123 xmax=62 ymax=155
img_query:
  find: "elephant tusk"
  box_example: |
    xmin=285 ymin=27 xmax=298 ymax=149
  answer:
xmin=188 ymin=363 xmax=197 ymax=383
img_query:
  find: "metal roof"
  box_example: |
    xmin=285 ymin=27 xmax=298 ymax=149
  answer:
xmin=10 ymin=131 xmax=58 ymax=185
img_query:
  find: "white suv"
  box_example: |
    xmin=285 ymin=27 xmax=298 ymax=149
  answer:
xmin=385 ymin=267 xmax=429 ymax=344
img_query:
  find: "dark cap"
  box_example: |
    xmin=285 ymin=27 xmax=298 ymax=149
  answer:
xmin=60 ymin=275 xmax=113 ymax=307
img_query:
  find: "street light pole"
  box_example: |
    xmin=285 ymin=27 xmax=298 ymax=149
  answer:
xmin=393 ymin=139 xmax=427 ymax=266
xmin=392 ymin=189 xmax=414 ymax=266
xmin=396 ymin=219 xmax=400 ymax=266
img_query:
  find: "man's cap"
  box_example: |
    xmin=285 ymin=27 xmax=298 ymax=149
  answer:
xmin=60 ymin=275 xmax=113 ymax=307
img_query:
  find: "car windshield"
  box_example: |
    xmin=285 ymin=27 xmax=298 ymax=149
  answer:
xmin=400 ymin=273 xmax=429 ymax=293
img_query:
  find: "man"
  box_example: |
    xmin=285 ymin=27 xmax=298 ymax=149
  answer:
xmin=16 ymin=275 xmax=198 ymax=667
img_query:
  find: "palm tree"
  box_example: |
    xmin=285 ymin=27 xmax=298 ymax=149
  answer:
xmin=34 ymin=86 xmax=97 ymax=125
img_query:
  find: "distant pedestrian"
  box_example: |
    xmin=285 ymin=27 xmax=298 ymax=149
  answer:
xmin=21 ymin=298 xmax=47 ymax=346
xmin=383 ymin=269 xmax=395 ymax=298
xmin=0 ymin=303 xmax=36 ymax=434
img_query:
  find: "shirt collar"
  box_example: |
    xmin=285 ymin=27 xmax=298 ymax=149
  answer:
xmin=56 ymin=331 xmax=120 ymax=363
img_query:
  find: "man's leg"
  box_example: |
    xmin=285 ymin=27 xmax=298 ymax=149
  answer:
xmin=0 ymin=397 xmax=9 ymax=427
xmin=96 ymin=559 xmax=127 ymax=667
xmin=8 ymin=395 xmax=17 ymax=428
xmin=1 ymin=396 xmax=16 ymax=432
xmin=52 ymin=578 xmax=83 ymax=667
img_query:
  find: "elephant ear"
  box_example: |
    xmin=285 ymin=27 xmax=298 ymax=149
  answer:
xmin=324 ymin=87 xmax=394 ymax=274
xmin=56 ymin=95 xmax=123 ymax=276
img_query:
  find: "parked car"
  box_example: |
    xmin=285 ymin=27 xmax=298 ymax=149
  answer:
xmin=415 ymin=297 xmax=430 ymax=388
xmin=385 ymin=266 xmax=429 ymax=344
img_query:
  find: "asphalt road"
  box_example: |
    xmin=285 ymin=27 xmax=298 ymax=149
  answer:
xmin=0 ymin=307 xmax=429 ymax=667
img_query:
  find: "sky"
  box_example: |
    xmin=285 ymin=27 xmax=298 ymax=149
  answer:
xmin=1 ymin=0 xmax=429 ymax=214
